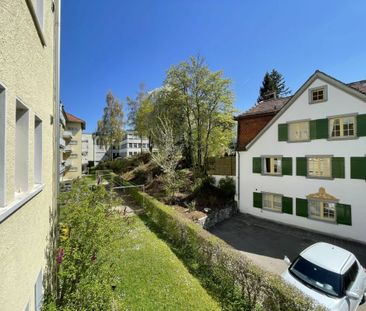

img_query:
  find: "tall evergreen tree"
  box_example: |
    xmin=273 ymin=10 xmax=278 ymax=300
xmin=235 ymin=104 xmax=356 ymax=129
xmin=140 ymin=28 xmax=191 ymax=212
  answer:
xmin=257 ymin=69 xmax=290 ymax=101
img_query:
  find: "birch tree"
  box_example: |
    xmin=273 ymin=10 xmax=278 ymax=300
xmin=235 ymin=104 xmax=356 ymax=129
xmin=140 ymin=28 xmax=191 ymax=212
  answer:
xmin=97 ymin=91 xmax=124 ymax=160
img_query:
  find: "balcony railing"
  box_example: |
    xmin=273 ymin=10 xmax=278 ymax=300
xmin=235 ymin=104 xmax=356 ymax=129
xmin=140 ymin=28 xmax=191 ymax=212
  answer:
xmin=59 ymin=164 xmax=65 ymax=174
xmin=60 ymin=137 xmax=66 ymax=149
xmin=63 ymin=130 xmax=72 ymax=139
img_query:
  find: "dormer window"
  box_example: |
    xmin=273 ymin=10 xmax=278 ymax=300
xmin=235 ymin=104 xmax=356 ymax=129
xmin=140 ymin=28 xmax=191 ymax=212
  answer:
xmin=309 ymin=86 xmax=327 ymax=104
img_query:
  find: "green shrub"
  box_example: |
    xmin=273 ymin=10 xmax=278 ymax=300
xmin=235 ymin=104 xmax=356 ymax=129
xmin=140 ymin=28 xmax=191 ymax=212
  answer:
xmin=121 ymin=181 xmax=321 ymax=311
xmin=43 ymin=180 xmax=125 ymax=310
xmin=218 ymin=177 xmax=235 ymax=198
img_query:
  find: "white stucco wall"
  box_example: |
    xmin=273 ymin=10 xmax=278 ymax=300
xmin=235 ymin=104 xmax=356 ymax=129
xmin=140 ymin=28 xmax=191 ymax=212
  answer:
xmin=238 ymin=77 xmax=366 ymax=243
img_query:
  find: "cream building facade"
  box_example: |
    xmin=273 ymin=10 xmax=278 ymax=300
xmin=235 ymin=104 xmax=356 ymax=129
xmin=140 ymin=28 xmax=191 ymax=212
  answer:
xmin=61 ymin=112 xmax=85 ymax=181
xmin=0 ymin=0 xmax=60 ymax=310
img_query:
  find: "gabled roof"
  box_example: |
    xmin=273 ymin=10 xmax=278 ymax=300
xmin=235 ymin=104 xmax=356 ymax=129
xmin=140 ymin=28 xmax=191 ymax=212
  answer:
xmin=65 ymin=112 xmax=86 ymax=130
xmin=244 ymin=70 xmax=366 ymax=150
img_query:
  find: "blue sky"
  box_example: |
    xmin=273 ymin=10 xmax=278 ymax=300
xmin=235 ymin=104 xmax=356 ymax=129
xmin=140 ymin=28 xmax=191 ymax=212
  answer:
xmin=61 ymin=0 xmax=366 ymax=132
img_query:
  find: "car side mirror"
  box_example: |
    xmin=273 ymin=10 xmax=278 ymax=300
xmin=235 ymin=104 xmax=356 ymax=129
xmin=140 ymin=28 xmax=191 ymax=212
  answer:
xmin=346 ymin=290 xmax=360 ymax=300
xmin=284 ymin=256 xmax=291 ymax=266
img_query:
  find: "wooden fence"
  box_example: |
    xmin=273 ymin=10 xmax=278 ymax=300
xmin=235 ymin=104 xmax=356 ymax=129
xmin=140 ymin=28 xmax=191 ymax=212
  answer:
xmin=208 ymin=156 xmax=236 ymax=176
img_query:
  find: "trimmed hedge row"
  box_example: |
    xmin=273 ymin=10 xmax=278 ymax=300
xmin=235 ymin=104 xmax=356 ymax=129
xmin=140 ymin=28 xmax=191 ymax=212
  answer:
xmin=114 ymin=177 xmax=321 ymax=311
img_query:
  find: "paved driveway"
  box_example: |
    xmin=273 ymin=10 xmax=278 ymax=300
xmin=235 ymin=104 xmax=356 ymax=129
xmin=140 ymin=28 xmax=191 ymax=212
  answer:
xmin=209 ymin=213 xmax=366 ymax=309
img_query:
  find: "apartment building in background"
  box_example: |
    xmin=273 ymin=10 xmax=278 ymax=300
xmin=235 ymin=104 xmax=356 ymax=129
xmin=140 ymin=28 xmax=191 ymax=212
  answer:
xmin=61 ymin=112 xmax=85 ymax=181
xmin=114 ymin=130 xmax=151 ymax=158
xmin=82 ymin=133 xmax=93 ymax=172
xmin=0 ymin=1 xmax=61 ymax=310
xmin=236 ymin=71 xmax=366 ymax=243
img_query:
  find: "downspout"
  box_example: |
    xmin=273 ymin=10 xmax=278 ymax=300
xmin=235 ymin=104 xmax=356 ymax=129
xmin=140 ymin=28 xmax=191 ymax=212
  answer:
xmin=237 ymin=151 xmax=240 ymax=205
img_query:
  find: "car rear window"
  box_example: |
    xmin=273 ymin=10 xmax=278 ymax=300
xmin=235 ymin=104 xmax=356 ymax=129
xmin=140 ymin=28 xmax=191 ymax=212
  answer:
xmin=290 ymin=256 xmax=342 ymax=297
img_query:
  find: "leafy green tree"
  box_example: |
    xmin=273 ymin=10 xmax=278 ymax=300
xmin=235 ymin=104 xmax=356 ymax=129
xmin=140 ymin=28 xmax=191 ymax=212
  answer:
xmin=135 ymin=95 xmax=155 ymax=151
xmin=163 ymin=56 xmax=235 ymax=173
xmin=126 ymin=83 xmax=146 ymax=129
xmin=97 ymin=91 xmax=124 ymax=159
xmin=258 ymin=69 xmax=291 ymax=101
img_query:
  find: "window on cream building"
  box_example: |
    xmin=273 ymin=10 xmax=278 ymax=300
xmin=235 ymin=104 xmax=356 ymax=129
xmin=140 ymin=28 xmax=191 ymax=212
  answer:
xmin=15 ymin=100 xmax=29 ymax=194
xmin=34 ymin=116 xmax=42 ymax=185
xmin=0 ymin=84 xmax=5 ymax=206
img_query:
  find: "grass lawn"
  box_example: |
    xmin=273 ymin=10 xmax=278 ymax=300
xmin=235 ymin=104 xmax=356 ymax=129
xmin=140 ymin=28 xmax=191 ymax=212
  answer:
xmin=112 ymin=215 xmax=220 ymax=311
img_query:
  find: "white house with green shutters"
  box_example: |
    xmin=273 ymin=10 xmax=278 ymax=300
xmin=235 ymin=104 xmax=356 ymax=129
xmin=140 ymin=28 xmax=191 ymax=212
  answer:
xmin=236 ymin=70 xmax=366 ymax=243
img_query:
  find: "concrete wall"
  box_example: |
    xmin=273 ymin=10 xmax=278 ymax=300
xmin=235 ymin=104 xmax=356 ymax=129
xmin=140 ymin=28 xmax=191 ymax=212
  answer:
xmin=238 ymin=77 xmax=366 ymax=243
xmin=0 ymin=0 xmax=58 ymax=310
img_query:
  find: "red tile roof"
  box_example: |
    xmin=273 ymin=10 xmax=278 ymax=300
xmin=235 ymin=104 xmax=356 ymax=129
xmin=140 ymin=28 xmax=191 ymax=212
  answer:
xmin=65 ymin=112 xmax=86 ymax=129
xmin=235 ymin=96 xmax=292 ymax=119
xmin=348 ymin=80 xmax=366 ymax=95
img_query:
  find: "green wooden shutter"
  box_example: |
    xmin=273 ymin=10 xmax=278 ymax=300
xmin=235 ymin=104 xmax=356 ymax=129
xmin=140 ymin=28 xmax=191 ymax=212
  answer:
xmin=310 ymin=119 xmax=328 ymax=139
xmin=357 ymin=114 xmax=366 ymax=137
xmin=350 ymin=157 xmax=366 ymax=180
xmin=332 ymin=157 xmax=345 ymax=179
xmin=282 ymin=196 xmax=293 ymax=214
xmin=310 ymin=120 xmax=317 ymax=140
xmin=252 ymin=157 xmax=262 ymax=174
xmin=296 ymin=198 xmax=308 ymax=217
xmin=278 ymin=124 xmax=288 ymax=141
xmin=336 ymin=204 xmax=352 ymax=226
xmin=282 ymin=157 xmax=292 ymax=175
xmin=296 ymin=157 xmax=307 ymax=176
xmin=253 ymin=192 xmax=262 ymax=208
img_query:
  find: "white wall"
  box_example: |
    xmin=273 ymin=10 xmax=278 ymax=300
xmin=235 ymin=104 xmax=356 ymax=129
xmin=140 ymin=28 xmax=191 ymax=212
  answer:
xmin=238 ymin=77 xmax=366 ymax=243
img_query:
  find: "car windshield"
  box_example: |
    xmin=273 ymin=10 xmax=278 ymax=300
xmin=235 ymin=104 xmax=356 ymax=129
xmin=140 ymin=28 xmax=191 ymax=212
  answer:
xmin=290 ymin=256 xmax=342 ymax=297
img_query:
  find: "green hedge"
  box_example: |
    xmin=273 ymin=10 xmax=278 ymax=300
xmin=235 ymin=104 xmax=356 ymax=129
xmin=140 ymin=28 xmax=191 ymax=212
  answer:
xmin=118 ymin=177 xmax=321 ymax=311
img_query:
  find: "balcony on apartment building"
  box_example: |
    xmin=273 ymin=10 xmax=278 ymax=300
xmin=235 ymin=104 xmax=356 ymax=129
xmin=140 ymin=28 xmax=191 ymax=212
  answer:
xmin=60 ymin=137 xmax=66 ymax=149
xmin=64 ymin=159 xmax=72 ymax=169
xmin=63 ymin=130 xmax=72 ymax=139
xmin=60 ymin=163 xmax=65 ymax=174
xmin=64 ymin=145 xmax=72 ymax=153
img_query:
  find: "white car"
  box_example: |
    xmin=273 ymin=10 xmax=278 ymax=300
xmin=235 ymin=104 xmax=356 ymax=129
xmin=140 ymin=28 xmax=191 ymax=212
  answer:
xmin=282 ymin=242 xmax=366 ymax=311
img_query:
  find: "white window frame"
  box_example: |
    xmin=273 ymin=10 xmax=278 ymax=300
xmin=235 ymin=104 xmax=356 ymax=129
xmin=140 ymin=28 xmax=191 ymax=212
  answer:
xmin=15 ymin=99 xmax=29 ymax=194
xmin=262 ymin=156 xmax=282 ymax=175
xmin=34 ymin=269 xmax=43 ymax=311
xmin=34 ymin=116 xmax=42 ymax=185
xmin=328 ymin=115 xmax=357 ymax=139
xmin=309 ymin=85 xmax=328 ymax=104
xmin=288 ymin=121 xmax=310 ymax=142
xmin=0 ymin=84 xmax=6 ymax=208
xmin=262 ymin=192 xmax=282 ymax=213
xmin=307 ymin=156 xmax=332 ymax=179
xmin=308 ymin=199 xmax=336 ymax=223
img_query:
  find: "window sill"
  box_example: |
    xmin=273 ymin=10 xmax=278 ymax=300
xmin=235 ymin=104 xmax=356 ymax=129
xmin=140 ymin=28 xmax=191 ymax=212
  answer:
xmin=306 ymin=175 xmax=334 ymax=180
xmin=308 ymin=216 xmax=336 ymax=225
xmin=262 ymin=207 xmax=282 ymax=214
xmin=0 ymin=184 xmax=44 ymax=223
xmin=261 ymin=173 xmax=283 ymax=177
xmin=287 ymin=139 xmax=311 ymax=143
xmin=327 ymin=136 xmax=358 ymax=141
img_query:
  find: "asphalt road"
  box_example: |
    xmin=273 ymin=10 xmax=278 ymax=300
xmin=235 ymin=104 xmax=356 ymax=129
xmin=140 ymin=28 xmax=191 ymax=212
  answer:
xmin=209 ymin=213 xmax=366 ymax=310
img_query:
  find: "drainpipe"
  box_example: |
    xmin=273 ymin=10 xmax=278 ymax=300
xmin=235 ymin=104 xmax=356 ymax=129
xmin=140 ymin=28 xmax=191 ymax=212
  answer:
xmin=236 ymin=151 xmax=240 ymax=205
